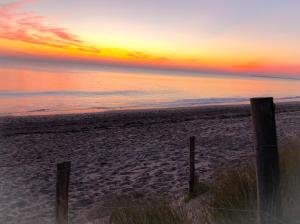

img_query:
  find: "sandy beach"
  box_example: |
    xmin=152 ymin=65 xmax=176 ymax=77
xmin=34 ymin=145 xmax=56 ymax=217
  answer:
xmin=1 ymin=102 xmax=300 ymax=224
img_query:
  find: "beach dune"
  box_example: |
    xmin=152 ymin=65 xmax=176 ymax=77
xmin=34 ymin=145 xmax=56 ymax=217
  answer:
xmin=1 ymin=103 xmax=300 ymax=223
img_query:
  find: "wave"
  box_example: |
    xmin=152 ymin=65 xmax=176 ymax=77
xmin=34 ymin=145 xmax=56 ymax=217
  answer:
xmin=0 ymin=90 xmax=148 ymax=98
xmin=161 ymin=97 xmax=249 ymax=106
xmin=2 ymin=94 xmax=300 ymax=116
xmin=136 ymin=96 xmax=300 ymax=108
xmin=279 ymin=96 xmax=300 ymax=100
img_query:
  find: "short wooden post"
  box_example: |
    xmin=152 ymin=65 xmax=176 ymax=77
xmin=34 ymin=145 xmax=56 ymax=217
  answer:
xmin=189 ymin=136 xmax=195 ymax=194
xmin=250 ymin=98 xmax=281 ymax=224
xmin=56 ymin=161 xmax=71 ymax=224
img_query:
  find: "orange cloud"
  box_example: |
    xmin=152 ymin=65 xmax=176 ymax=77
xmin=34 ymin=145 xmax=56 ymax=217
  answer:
xmin=0 ymin=0 xmax=100 ymax=53
xmin=0 ymin=1 xmax=173 ymax=64
xmin=2 ymin=1 xmax=299 ymax=77
xmin=127 ymin=51 xmax=150 ymax=59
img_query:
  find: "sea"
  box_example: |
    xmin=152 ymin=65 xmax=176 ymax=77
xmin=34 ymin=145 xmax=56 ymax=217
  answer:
xmin=1 ymin=60 xmax=300 ymax=116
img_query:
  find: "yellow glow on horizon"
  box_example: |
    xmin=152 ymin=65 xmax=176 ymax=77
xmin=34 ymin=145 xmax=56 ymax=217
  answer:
xmin=1 ymin=36 xmax=300 ymax=76
xmin=1 ymin=0 xmax=300 ymax=77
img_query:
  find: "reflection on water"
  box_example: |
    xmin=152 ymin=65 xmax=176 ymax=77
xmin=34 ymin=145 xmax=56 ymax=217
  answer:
xmin=1 ymin=66 xmax=300 ymax=116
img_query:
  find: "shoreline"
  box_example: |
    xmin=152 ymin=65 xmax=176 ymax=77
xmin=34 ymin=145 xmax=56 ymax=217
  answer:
xmin=1 ymin=101 xmax=251 ymax=119
xmin=1 ymin=101 xmax=300 ymax=223
xmin=0 ymin=99 xmax=300 ymax=120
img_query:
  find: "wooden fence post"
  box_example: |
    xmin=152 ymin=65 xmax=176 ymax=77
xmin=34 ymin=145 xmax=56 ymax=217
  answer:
xmin=250 ymin=97 xmax=281 ymax=224
xmin=56 ymin=161 xmax=71 ymax=224
xmin=189 ymin=136 xmax=195 ymax=194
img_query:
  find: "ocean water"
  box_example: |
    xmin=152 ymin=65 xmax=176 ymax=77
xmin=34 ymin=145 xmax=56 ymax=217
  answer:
xmin=1 ymin=64 xmax=300 ymax=116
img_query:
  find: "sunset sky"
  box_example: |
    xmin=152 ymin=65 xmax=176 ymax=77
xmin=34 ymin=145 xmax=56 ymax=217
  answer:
xmin=1 ymin=0 xmax=300 ymax=76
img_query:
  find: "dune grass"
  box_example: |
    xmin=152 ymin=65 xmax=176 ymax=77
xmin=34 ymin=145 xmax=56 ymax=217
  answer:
xmin=208 ymin=139 xmax=300 ymax=224
xmin=107 ymin=139 xmax=300 ymax=224
xmin=185 ymin=182 xmax=210 ymax=202
xmin=109 ymin=199 xmax=192 ymax=224
xmin=208 ymin=163 xmax=257 ymax=224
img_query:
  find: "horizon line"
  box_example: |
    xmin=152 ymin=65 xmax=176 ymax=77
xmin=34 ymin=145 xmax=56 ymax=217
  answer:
xmin=1 ymin=54 xmax=300 ymax=81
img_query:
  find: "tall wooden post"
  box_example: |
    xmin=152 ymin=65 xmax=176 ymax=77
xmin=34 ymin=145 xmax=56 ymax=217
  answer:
xmin=189 ymin=136 xmax=195 ymax=194
xmin=250 ymin=97 xmax=281 ymax=224
xmin=56 ymin=161 xmax=71 ymax=224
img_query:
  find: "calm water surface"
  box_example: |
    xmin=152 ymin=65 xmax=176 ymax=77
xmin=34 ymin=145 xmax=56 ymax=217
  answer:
xmin=1 ymin=65 xmax=300 ymax=116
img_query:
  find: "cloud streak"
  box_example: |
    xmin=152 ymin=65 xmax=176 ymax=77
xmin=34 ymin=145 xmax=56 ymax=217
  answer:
xmin=0 ymin=0 xmax=100 ymax=53
xmin=0 ymin=0 xmax=170 ymax=63
xmin=0 ymin=1 xmax=172 ymax=63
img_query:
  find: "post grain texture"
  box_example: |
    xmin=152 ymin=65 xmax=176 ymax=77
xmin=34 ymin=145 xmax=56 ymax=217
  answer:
xmin=56 ymin=161 xmax=71 ymax=224
xmin=250 ymin=97 xmax=281 ymax=224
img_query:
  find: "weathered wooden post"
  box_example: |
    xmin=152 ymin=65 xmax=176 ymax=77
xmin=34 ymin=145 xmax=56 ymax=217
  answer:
xmin=56 ymin=161 xmax=71 ymax=224
xmin=189 ymin=136 xmax=195 ymax=194
xmin=250 ymin=97 xmax=281 ymax=224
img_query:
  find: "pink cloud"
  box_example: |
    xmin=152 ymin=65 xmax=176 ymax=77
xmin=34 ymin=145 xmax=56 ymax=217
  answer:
xmin=0 ymin=0 xmax=100 ymax=53
xmin=0 ymin=1 xmax=168 ymax=62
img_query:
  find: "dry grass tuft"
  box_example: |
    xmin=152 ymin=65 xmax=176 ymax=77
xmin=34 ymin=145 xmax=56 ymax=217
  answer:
xmin=109 ymin=198 xmax=192 ymax=224
xmin=207 ymin=139 xmax=300 ymax=224
xmin=93 ymin=139 xmax=300 ymax=224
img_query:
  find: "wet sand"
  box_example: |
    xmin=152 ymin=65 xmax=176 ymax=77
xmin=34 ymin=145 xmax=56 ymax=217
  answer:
xmin=1 ymin=102 xmax=300 ymax=223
